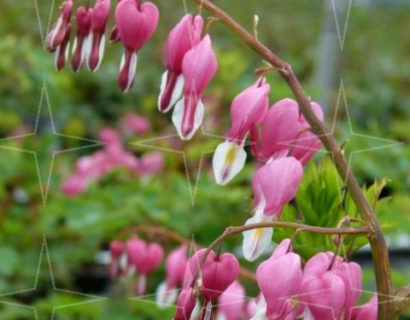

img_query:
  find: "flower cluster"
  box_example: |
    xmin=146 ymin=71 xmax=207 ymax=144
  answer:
xmin=61 ymin=113 xmax=163 ymax=196
xmin=46 ymin=0 xmax=159 ymax=92
xmin=107 ymin=236 xmax=377 ymax=320
xmin=109 ymin=236 xmax=164 ymax=295
xmin=210 ymin=81 xmax=324 ymax=261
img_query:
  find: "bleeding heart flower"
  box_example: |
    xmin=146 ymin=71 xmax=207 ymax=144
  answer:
xmin=61 ymin=174 xmax=87 ymax=196
xmin=251 ymin=98 xmax=300 ymax=161
xmin=201 ymin=250 xmax=240 ymax=302
xmin=216 ymin=281 xmax=246 ymax=320
xmin=71 ymin=6 xmax=92 ymax=72
xmin=242 ymin=157 xmax=303 ymax=261
xmin=172 ymin=34 xmax=217 ymax=140
xmin=88 ymin=0 xmax=111 ymax=71
xmin=156 ymin=245 xmax=188 ymax=308
xmin=158 ymin=14 xmax=203 ymax=113
xmin=212 ymin=77 xmax=270 ymax=185
xmin=288 ymin=102 xmax=324 ymax=165
xmin=108 ymin=240 xmax=125 ymax=278
xmin=174 ymin=287 xmax=198 ymax=320
xmin=115 ymin=0 xmax=159 ymax=92
xmin=301 ymin=252 xmax=347 ymax=320
xmin=46 ymin=0 xmax=74 ymax=52
xmin=54 ymin=23 xmax=71 ymax=71
xmin=256 ymin=239 xmax=304 ymax=319
xmin=351 ymin=294 xmax=377 ymax=320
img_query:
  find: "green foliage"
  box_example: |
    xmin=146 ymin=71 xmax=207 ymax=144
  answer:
xmin=274 ymin=157 xmax=400 ymax=260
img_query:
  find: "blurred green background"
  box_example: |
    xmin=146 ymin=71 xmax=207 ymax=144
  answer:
xmin=0 ymin=0 xmax=409 ymax=319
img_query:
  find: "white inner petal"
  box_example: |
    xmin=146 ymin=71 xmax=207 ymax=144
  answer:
xmin=212 ymin=140 xmax=247 ymax=185
xmin=157 ymin=70 xmax=168 ymax=111
xmin=156 ymin=282 xmax=178 ymax=309
xmin=250 ymin=295 xmax=268 ymax=320
xmin=242 ymin=205 xmax=273 ymax=262
xmin=124 ymin=51 xmax=138 ymax=93
xmin=172 ymin=98 xmax=204 ymax=140
xmin=54 ymin=45 xmax=61 ymax=70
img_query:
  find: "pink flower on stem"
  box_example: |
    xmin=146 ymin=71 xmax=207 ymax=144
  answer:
xmin=172 ymin=34 xmax=217 ymax=140
xmin=216 ymin=281 xmax=246 ymax=320
xmin=88 ymin=0 xmax=111 ymax=71
xmin=351 ymin=294 xmax=377 ymax=320
xmin=115 ymin=0 xmax=159 ymax=92
xmin=156 ymin=245 xmax=188 ymax=308
xmin=251 ymin=98 xmax=301 ymax=161
xmin=288 ymin=102 xmax=324 ymax=165
xmin=212 ymin=77 xmax=270 ymax=185
xmin=251 ymin=98 xmax=324 ymax=165
xmin=242 ymin=157 xmax=303 ymax=261
xmin=108 ymin=240 xmax=125 ymax=278
xmin=54 ymin=23 xmax=71 ymax=71
xmin=158 ymin=14 xmax=203 ymax=113
xmin=255 ymin=239 xmax=304 ymax=320
xmin=198 ymin=250 xmax=240 ymax=319
xmin=71 ymin=6 xmax=92 ymax=72
xmin=46 ymin=0 xmax=74 ymax=52
xmin=301 ymin=252 xmax=348 ymax=320
xmin=126 ymin=237 xmax=164 ymax=295
xmin=61 ymin=174 xmax=88 ymax=196
xmin=121 ymin=112 xmax=150 ymax=136
xmin=138 ymin=152 xmax=164 ymax=176
xmin=174 ymin=287 xmax=198 ymax=320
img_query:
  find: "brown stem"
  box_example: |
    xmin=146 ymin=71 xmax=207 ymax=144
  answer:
xmin=188 ymin=0 xmax=393 ymax=317
xmin=195 ymin=222 xmax=370 ymax=286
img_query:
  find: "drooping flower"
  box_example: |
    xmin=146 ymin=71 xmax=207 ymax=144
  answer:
xmin=256 ymin=239 xmax=304 ymax=319
xmin=351 ymin=294 xmax=377 ymax=320
xmin=172 ymin=34 xmax=217 ymax=140
xmin=120 ymin=112 xmax=150 ymax=136
xmin=333 ymin=258 xmax=363 ymax=320
xmin=156 ymin=245 xmax=188 ymax=308
xmin=251 ymin=98 xmax=324 ymax=165
xmin=88 ymin=0 xmax=111 ymax=71
xmin=158 ymin=14 xmax=203 ymax=113
xmin=300 ymin=252 xmax=347 ymax=320
xmin=115 ymin=0 xmax=159 ymax=92
xmin=251 ymin=98 xmax=300 ymax=161
xmin=242 ymin=157 xmax=303 ymax=261
xmin=216 ymin=281 xmax=245 ymax=320
xmin=198 ymin=250 xmax=240 ymax=320
xmin=46 ymin=0 xmax=74 ymax=52
xmin=61 ymin=174 xmax=87 ymax=196
xmin=288 ymin=102 xmax=324 ymax=165
xmin=54 ymin=23 xmax=71 ymax=71
xmin=126 ymin=236 xmax=164 ymax=295
xmin=108 ymin=240 xmax=125 ymax=279
xmin=138 ymin=152 xmax=164 ymax=176
xmin=71 ymin=6 xmax=92 ymax=72
xmin=174 ymin=287 xmax=198 ymax=320
xmin=212 ymin=77 xmax=270 ymax=185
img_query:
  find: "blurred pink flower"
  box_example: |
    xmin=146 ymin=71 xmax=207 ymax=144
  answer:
xmin=121 ymin=112 xmax=150 ymax=136
xmin=61 ymin=174 xmax=88 ymax=196
xmin=138 ymin=152 xmax=164 ymax=175
xmin=216 ymin=281 xmax=246 ymax=320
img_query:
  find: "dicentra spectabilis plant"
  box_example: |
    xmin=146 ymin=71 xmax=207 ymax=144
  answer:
xmin=49 ymin=0 xmax=407 ymax=317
